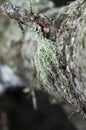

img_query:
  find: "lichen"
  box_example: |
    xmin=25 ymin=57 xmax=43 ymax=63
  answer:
xmin=34 ymin=0 xmax=86 ymax=115
xmin=35 ymin=36 xmax=60 ymax=92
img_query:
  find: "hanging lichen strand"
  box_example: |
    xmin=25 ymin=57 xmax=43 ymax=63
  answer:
xmin=35 ymin=37 xmax=60 ymax=93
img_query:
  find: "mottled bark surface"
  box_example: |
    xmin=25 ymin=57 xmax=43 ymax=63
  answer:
xmin=35 ymin=0 xmax=86 ymax=116
xmin=0 ymin=0 xmax=54 ymax=88
xmin=0 ymin=0 xmax=86 ymax=128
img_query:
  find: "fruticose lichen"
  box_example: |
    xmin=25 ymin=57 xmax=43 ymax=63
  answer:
xmin=35 ymin=36 xmax=64 ymax=100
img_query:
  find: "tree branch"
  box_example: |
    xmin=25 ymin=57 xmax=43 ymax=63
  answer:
xmin=1 ymin=2 xmax=57 ymax=41
xmin=1 ymin=0 xmax=86 ymax=117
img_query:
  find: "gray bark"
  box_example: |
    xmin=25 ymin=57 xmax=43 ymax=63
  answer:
xmin=0 ymin=0 xmax=54 ymax=88
xmin=35 ymin=0 xmax=86 ymax=116
xmin=0 ymin=0 xmax=86 ymax=117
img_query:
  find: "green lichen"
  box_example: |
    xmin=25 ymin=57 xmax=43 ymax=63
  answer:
xmin=35 ymin=36 xmax=59 ymax=92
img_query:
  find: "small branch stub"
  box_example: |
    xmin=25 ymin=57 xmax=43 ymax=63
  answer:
xmin=1 ymin=2 xmax=57 ymax=41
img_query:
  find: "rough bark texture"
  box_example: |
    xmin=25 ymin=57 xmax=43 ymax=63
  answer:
xmin=35 ymin=0 xmax=86 ymax=116
xmin=0 ymin=0 xmax=86 ymax=119
xmin=1 ymin=0 xmax=86 ymax=129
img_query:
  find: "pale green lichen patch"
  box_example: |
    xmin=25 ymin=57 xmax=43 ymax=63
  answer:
xmin=35 ymin=36 xmax=59 ymax=91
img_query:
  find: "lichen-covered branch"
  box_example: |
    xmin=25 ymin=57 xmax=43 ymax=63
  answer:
xmin=1 ymin=0 xmax=86 ymax=117
xmin=1 ymin=2 xmax=56 ymax=41
xmin=35 ymin=0 xmax=86 ymax=116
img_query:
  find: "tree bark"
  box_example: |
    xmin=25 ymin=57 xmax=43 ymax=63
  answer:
xmin=35 ymin=0 xmax=86 ymax=116
xmin=1 ymin=0 xmax=86 ymax=116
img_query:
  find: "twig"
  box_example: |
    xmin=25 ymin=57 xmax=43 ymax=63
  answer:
xmin=1 ymin=2 xmax=57 ymax=41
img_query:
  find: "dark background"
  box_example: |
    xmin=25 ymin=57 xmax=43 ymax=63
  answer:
xmin=50 ymin=0 xmax=75 ymax=6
